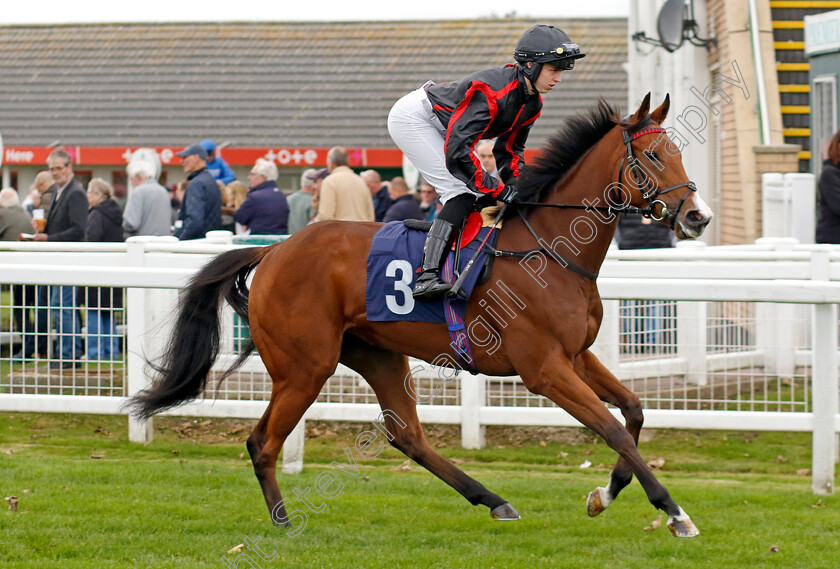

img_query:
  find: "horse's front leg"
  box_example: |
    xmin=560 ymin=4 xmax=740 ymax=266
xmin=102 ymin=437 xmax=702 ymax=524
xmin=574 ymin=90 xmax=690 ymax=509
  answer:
xmin=575 ymin=349 xmax=643 ymax=518
xmin=517 ymin=349 xmax=699 ymax=537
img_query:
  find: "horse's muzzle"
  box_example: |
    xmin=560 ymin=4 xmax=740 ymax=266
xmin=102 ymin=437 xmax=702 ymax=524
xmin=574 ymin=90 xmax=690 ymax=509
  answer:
xmin=678 ymin=209 xmax=713 ymax=239
xmin=673 ymin=190 xmax=714 ymax=239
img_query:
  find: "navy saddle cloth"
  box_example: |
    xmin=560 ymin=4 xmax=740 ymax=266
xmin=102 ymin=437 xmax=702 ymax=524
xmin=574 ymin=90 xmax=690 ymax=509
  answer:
xmin=366 ymin=221 xmax=493 ymax=323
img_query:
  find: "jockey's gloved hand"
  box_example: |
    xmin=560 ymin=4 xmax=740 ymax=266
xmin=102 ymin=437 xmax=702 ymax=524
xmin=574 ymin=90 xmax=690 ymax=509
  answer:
xmin=497 ymin=184 xmax=518 ymax=204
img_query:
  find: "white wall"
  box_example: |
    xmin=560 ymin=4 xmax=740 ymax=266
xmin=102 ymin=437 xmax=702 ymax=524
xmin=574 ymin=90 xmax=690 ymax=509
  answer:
xmin=629 ymin=0 xmax=716 ymax=243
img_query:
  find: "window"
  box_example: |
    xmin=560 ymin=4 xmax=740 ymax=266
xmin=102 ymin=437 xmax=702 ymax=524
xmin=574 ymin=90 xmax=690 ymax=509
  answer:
xmin=112 ymin=171 xmax=127 ymax=199
xmin=812 ymin=75 xmax=837 ymax=174
xmin=74 ymin=171 xmax=93 ymax=189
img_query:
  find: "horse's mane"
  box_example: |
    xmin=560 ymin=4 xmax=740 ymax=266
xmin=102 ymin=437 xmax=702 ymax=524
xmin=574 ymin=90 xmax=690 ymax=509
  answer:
xmin=517 ymin=98 xmax=652 ymax=203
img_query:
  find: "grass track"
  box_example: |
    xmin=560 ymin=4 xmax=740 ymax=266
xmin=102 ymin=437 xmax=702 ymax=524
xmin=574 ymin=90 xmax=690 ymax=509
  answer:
xmin=1 ymin=413 xmax=838 ymax=568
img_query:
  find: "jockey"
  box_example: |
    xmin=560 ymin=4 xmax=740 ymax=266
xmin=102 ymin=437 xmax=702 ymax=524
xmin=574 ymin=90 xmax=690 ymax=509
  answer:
xmin=388 ymin=25 xmax=585 ymax=301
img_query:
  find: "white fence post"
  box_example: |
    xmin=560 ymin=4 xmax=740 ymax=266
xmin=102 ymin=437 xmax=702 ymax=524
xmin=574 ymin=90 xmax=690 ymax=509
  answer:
xmin=282 ymin=419 xmax=306 ymax=474
xmin=756 ymin=302 xmax=797 ymax=378
xmin=811 ymin=302 xmax=838 ymax=494
xmin=676 ymin=301 xmax=708 ymax=385
xmin=756 ymin=239 xmax=801 ymax=378
xmin=125 ymin=240 xmax=153 ymax=443
xmin=461 ymin=374 xmax=485 ymax=449
xmin=811 ymin=250 xmax=837 ymax=494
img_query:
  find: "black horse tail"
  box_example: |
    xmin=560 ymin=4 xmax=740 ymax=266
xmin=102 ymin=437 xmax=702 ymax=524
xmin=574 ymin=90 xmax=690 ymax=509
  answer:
xmin=127 ymin=246 xmax=272 ymax=420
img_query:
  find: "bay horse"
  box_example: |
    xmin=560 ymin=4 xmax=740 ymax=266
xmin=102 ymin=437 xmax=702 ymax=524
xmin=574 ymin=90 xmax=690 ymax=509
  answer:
xmin=130 ymin=94 xmax=713 ymax=537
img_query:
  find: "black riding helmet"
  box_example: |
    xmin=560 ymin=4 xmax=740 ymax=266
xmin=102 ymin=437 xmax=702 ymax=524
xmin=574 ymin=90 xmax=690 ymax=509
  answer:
xmin=514 ymin=25 xmax=585 ymax=85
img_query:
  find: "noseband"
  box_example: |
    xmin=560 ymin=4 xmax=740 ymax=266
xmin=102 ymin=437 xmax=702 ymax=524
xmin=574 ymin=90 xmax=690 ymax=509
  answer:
xmin=619 ymin=125 xmax=697 ymax=229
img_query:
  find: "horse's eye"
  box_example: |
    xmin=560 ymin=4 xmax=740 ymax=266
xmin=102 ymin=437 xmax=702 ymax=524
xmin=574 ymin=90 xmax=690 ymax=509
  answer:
xmin=645 ymin=151 xmax=661 ymax=163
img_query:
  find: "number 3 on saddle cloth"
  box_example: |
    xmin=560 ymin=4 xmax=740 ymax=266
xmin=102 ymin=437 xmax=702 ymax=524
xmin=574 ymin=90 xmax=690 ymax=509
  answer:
xmin=366 ymin=212 xmax=498 ymax=374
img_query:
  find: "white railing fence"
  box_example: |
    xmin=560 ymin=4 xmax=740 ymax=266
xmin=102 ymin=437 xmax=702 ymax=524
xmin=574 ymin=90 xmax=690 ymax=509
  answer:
xmin=1 ymin=235 xmax=838 ymax=494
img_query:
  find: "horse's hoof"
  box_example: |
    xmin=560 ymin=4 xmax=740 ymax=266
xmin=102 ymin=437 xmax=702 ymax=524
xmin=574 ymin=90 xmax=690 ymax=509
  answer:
xmin=586 ymin=487 xmax=612 ymax=517
xmin=667 ymin=507 xmax=700 ymax=537
xmin=491 ymin=503 xmax=521 ymax=521
xmin=270 ymin=503 xmax=292 ymax=527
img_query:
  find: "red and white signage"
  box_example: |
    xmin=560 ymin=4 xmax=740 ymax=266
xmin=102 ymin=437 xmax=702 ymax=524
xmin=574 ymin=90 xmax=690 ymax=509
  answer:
xmin=3 ymin=145 xmax=407 ymax=169
xmin=4 ymin=145 xmax=541 ymax=169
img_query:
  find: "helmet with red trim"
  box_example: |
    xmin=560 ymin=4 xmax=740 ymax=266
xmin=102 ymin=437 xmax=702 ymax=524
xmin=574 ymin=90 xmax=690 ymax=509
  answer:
xmin=514 ymin=25 xmax=585 ymax=85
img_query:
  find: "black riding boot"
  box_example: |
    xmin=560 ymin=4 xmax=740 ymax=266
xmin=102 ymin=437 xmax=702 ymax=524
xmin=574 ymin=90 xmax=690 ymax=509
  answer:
xmin=413 ymin=218 xmax=457 ymax=301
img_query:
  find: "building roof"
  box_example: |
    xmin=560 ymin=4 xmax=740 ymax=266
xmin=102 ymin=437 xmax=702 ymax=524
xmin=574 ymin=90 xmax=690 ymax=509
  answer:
xmin=0 ymin=19 xmax=627 ymax=150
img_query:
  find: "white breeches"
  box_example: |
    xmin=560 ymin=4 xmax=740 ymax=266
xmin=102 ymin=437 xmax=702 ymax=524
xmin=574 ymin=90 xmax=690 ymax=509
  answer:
xmin=387 ymin=85 xmax=473 ymax=204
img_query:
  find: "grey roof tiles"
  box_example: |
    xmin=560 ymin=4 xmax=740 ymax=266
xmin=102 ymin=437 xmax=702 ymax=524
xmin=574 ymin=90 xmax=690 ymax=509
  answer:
xmin=0 ymin=19 xmax=627 ymax=149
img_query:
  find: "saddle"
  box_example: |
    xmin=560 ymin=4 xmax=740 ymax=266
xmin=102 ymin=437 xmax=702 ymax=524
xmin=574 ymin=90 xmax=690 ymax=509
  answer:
xmin=365 ymin=208 xmax=503 ymax=374
xmin=403 ymin=208 xmax=502 ymax=287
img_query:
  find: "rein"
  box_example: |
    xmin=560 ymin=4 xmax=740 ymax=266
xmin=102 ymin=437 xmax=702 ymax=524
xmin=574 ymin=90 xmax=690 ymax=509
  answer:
xmin=490 ymin=124 xmax=698 ymax=280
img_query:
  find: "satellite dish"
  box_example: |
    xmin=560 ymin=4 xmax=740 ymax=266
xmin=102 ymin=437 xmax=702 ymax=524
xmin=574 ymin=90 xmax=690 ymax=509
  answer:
xmin=657 ymin=0 xmax=687 ymax=53
xmin=632 ymin=0 xmax=715 ymax=52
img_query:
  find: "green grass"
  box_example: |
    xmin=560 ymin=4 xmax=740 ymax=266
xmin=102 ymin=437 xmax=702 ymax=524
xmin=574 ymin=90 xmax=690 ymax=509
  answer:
xmin=1 ymin=413 xmax=838 ymax=569
xmin=1 ymin=288 xmax=12 ymax=329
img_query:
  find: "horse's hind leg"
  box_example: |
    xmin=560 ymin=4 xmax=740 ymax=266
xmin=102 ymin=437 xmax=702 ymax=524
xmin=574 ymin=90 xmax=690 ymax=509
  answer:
xmin=246 ymin=363 xmax=332 ymax=526
xmin=576 ymin=350 xmax=644 ymax=517
xmin=339 ymin=334 xmax=519 ymax=520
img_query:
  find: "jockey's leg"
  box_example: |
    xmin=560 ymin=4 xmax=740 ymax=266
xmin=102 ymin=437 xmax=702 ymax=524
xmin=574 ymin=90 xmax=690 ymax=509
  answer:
xmin=387 ymin=86 xmax=480 ymax=302
xmin=413 ymin=193 xmax=475 ymax=300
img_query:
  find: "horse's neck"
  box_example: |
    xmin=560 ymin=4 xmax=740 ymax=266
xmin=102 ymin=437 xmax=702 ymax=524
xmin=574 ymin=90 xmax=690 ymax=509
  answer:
xmin=521 ymin=133 xmax=622 ymax=276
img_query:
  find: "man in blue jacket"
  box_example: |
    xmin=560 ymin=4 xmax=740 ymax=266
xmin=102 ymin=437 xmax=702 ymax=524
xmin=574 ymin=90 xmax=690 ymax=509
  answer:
xmin=234 ymin=158 xmax=289 ymax=234
xmin=174 ymin=144 xmax=222 ymax=240
xmin=200 ymin=139 xmax=236 ymax=184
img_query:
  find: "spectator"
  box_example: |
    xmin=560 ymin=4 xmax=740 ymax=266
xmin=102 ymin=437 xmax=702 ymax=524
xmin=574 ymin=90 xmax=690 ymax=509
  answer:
xmin=0 ymin=187 xmax=34 ymax=240
xmin=85 ymin=179 xmax=124 ymax=240
xmin=287 ymin=169 xmax=324 ymax=234
xmin=173 ymin=144 xmax=222 ymax=240
xmin=22 ymin=186 xmax=39 ymax=216
xmin=361 ymin=169 xmax=393 ymax=222
xmin=33 ymin=148 xmax=87 ymax=369
xmin=228 ymin=180 xmax=249 ymax=209
xmin=170 ymin=180 xmax=186 ymax=226
xmin=616 ymin=213 xmax=674 ymax=250
xmin=306 ymin=168 xmax=329 ymax=222
xmin=418 ymin=179 xmax=441 ymax=221
xmin=383 ymin=177 xmax=425 ymax=223
xmin=816 ymin=128 xmax=840 ymax=244
xmin=22 ymin=171 xmax=56 ymax=217
xmin=200 ymin=139 xmax=236 ymax=184
xmin=314 ymin=147 xmax=374 ymax=222
xmin=475 ymin=140 xmax=499 ymax=178
xmin=227 ymin=180 xmax=250 ymax=235
xmin=234 ymin=158 xmax=290 ymax=235
xmin=219 ymin=181 xmax=235 ymax=232
xmin=123 ymin=160 xmax=172 ymax=237
xmin=0 ymin=188 xmax=46 ymax=361
xmin=81 ymin=179 xmax=124 ymax=360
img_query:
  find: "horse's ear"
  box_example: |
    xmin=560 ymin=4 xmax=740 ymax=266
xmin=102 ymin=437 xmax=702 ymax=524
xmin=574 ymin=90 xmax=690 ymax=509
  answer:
xmin=650 ymin=94 xmax=671 ymax=124
xmin=632 ymin=93 xmax=651 ymax=121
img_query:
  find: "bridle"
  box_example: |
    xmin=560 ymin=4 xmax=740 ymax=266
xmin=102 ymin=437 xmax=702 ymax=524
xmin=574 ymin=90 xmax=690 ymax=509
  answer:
xmin=617 ymin=124 xmax=697 ymax=229
xmin=491 ymin=122 xmax=698 ymax=280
